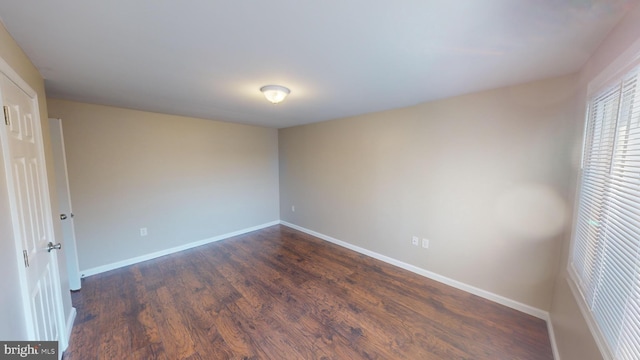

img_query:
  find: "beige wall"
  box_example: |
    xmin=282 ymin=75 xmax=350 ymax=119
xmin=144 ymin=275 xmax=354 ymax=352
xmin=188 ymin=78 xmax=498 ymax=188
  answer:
xmin=3 ymin=3 xmax=637 ymax=356
xmin=549 ymin=4 xmax=640 ymax=360
xmin=0 ymin=23 xmax=73 ymax=338
xmin=47 ymin=99 xmax=280 ymax=271
xmin=279 ymin=74 xmax=578 ymax=311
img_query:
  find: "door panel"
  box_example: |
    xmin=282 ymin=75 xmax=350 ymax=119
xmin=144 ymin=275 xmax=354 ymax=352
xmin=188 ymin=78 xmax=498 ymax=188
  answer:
xmin=0 ymin=72 xmax=66 ymax=356
xmin=49 ymin=118 xmax=81 ymax=291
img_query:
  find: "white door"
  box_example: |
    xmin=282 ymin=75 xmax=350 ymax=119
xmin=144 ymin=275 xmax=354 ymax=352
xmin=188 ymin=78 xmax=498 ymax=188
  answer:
xmin=0 ymin=73 xmax=66 ymax=353
xmin=49 ymin=118 xmax=81 ymax=291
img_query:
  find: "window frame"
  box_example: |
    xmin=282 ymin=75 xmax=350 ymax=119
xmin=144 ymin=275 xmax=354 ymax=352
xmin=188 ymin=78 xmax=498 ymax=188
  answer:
xmin=567 ymin=39 xmax=640 ymax=360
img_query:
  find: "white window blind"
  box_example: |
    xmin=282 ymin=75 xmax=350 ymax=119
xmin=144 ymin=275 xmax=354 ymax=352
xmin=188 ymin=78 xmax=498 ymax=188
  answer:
xmin=570 ymin=64 xmax=640 ymax=360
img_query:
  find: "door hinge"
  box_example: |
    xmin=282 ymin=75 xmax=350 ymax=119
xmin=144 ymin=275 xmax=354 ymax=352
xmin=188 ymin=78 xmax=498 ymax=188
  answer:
xmin=23 ymin=250 xmax=29 ymax=268
xmin=3 ymin=106 xmax=9 ymax=126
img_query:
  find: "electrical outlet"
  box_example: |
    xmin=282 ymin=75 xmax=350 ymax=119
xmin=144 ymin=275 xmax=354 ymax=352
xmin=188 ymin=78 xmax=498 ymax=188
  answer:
xmin=140 ymin=227 xmax=148 ymax=236
xmin=412 ymin=236 xmax=419 ymax=246
xmin=422 ymin=238 xmax=429 ymax=248
xmin=292 ymin=205 xmax=295 ymax=212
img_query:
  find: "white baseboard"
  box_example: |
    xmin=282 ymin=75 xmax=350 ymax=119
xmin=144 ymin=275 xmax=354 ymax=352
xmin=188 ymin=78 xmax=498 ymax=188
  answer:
xmin=280 ymin=221 xmax=549 ymax=320
xmin=80 ymin=221 xmax=280 ymax=277
xmin=77 ymin=219 xmax=558 ymax=359
xmin=545 ymin=313 xmax=561 ymax=360
xmin=62 ymin=306 xmax=76 ymax=352
xmin=281 ymin=221 xmax=560 ymax=358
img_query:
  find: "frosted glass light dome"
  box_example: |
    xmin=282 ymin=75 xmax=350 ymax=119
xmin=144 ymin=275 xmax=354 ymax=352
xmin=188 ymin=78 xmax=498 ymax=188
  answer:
xmin=260 ymin=85 xmax=290 ymax=104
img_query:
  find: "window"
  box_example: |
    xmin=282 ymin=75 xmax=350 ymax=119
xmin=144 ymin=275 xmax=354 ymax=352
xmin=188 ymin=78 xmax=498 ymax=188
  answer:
xmin=570 ymin=62 xmax=640 ymax=360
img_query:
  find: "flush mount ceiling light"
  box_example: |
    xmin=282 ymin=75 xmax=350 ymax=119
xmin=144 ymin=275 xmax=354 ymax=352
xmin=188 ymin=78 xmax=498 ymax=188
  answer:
xmin=260 ymin=85 xmax=290 ymax=104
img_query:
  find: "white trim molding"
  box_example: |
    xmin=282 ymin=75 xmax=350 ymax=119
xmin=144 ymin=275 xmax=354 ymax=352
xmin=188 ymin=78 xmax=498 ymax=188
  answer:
xmin=280 ymin=221 xmax=550 ymax=320
xmin=587 ymin=36 xmax=640 ymax=98
xmin=81 ymin=219 xmax=559 ymax=359
xmin=545 ymin=313 xmax=561 ymax=360
xmin=280 ymin=221 xmax=559 ymax=359
xmin=80 ymin=221 xmax=280 ymax=277
xmin=566 ymin=274 xmax=613 ymax=360
xmin=0 ymin=56 xmax=38 ymax=98
xmin=63 ymin=307 xmax=76 ymax=353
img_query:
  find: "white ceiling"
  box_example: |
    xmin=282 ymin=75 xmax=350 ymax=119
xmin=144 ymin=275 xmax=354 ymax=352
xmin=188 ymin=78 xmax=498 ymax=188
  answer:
xmin=0 ymin=1 xmax=636 ymax=128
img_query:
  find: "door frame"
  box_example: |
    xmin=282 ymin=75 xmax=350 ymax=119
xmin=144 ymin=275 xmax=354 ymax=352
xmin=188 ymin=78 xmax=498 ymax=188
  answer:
xmin=0 ymin=56 xmax=68 ymax=349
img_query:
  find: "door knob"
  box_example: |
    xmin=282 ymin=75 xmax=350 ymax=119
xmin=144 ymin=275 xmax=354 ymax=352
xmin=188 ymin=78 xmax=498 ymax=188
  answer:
xmin=60 ymin=214 xmax=67 ymax=220
xmin=47 ymin=242 xmax=62 ymax=252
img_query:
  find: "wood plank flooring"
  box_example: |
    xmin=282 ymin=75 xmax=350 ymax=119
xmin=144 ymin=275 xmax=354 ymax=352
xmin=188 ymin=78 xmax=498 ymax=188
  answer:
xmin=63 ymin=225 xmax=553 ymax=359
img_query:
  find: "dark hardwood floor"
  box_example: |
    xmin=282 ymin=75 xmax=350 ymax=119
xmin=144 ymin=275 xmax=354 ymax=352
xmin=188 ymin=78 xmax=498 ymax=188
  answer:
xmin=63 ymin=225 xmax=553 ymax=359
